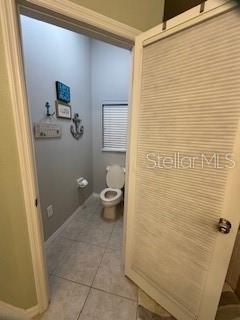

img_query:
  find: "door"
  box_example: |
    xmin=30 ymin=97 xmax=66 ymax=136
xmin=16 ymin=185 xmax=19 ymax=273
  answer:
xmin=125 ymin=1 xmax=240 ymax=320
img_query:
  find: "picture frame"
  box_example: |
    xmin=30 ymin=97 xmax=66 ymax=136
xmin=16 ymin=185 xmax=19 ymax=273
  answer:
xmin=55 ymin=101 xmax=72 ymax=120
xmin=56 ymin=81 xmax=71 ymax=103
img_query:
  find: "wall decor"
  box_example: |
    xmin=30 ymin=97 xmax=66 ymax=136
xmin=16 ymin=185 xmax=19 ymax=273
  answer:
xmin=71 ymin=113 xmax=84 ymax=140
xmin=56 ymin=81 xmax=71 ymax=103
xmin=34 ymin=123 xmax=62 ymax=139
xmin=45 ymin=101 xmax=55 ymax=118
xmin=55 ymin=101 xmax=72 ymax=119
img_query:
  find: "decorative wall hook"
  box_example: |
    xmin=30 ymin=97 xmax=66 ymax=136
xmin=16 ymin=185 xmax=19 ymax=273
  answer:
xmin=70 ymin=113 xmax=84 ymax=140
xmin=45 ymin=102 xmax=55 ymax=118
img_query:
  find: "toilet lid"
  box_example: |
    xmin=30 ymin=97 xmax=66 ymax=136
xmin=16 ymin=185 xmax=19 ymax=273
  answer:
xmin=106 ymin=165 xmax=125 ymax=189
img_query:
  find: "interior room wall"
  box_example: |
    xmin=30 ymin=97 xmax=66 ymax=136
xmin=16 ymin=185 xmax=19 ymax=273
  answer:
xmin=70 ymin=0 xmax=165 ymax=31
xmin=90 ymin=39 xmax=131 ymax=193
xmin=0 ymin=28 xmax=37 ymax=309
xmin=21 ymin=16 xmax=93 ymax=240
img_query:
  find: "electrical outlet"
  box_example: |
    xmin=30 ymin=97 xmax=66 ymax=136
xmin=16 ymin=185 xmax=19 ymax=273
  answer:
xmin=47 ymin=205 xmax=53 ymax=218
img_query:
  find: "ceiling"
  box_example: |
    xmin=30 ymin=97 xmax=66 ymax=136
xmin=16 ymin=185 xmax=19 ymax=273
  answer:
xmin=164 ymin=0 xmax=204 ymax=20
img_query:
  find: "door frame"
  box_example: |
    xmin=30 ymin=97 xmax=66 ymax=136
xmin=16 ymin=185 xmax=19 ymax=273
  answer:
xmin=1 ymin=0 xmax=236 ymax=318
xmin=0 ymin=0 xmax=140 ymax=317
xmin=124 ymin=1 xmax=239 ymax=320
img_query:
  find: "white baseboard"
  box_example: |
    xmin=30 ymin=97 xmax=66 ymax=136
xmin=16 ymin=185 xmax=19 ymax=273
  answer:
xmin=45 ymin=193 xmax=94 ymax=249
xmin=26 ymin=305 xmax=40 ymax=319
xmin=0 ymin=300 xmax=39 ymax=319
xmin=0 ymin=194 xmax=99 ymax=319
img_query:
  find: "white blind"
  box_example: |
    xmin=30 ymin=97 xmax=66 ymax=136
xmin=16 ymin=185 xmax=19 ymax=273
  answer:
xmin=102 ymin=104 xmax=128 ymax=152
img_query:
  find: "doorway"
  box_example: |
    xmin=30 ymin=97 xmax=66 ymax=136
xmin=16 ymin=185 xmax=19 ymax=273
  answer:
xmin=0 ymin=0 xmax=138 ymax=317
xmin=19 ymin=13 xmax=137 ymax=319
xmin=3 ymin=1 xmax=240 ymax=320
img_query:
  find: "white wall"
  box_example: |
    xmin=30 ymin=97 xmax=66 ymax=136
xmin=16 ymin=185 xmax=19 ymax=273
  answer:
xmin=90 ymin=40 xmax=131 ymax=193
xmin=21 ymin=16 xmax=93 ymax=240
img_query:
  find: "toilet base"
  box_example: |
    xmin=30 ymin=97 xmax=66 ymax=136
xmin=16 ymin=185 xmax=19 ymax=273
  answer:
xmin=102 ymin=203 xmax=123 ymax=221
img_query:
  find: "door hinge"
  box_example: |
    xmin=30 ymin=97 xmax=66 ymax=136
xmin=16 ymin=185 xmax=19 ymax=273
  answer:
xmin=35 ymin=198 xmax=38 ymax=207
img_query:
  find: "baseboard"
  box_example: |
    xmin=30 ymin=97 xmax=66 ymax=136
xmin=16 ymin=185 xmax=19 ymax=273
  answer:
xmin=0 ymin=301 xmax=39 ymax=319
xmin=45 ymin=206 xmax=82 ymax=249
xmin=25 ymin=305 xmax=40 ymax=319
xmin=45 ymin=193 xmax=95 ymax=249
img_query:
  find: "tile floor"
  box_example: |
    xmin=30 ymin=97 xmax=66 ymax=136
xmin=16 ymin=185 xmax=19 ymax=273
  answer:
xmin=40 ymin=195 xmax=138 ymax=320
xmin=36 ymin=197 xmax=240 ymax=320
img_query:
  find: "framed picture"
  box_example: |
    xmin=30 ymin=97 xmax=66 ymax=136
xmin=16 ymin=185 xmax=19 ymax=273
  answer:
xmin=56 ymin=81 xmax=71 ymax=103
xmin=55 ymin=101 xmax=72 ymax=119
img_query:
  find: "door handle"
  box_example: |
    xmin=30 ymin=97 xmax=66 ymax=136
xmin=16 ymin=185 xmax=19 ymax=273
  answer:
xmin=218 ymin=218 xmax=232 ymax=234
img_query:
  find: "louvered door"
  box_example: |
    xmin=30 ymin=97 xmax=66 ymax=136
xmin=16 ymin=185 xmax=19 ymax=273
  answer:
xmin=125 ymin=2 xmax=240 ymax=320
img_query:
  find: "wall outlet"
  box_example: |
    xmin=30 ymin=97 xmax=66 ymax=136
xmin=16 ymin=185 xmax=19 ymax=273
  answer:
xmin=47 ymin=205 xmax=54 ymax=218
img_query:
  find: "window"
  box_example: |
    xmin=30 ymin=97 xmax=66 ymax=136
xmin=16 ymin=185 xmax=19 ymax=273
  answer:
xmin=102 ymin=103 xmax=128 ymax=152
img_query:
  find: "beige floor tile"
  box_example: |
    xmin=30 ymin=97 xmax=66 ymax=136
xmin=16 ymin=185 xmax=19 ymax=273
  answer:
xmin=87 ymin=205 xmax=105 ymax=223
xmin=46 ymin=237 xmax=73 ymax=275
xmin=84 ymin=195 xmax=101 ymax=212
xmin=138 ymin=289 xmax=172 ymax=318
xmin=108 ymin=223 xmax=123 ymax=250
xmin=80 ymin=202 xmax=100 ymax=218
xmin=76 ymin=216 xmax=115 ymax=248
xmin=93 ymin=248 xmax=137 ymax=300
xmin=60 ymin=215 xmax=90 ymax=241
xmin=74 ymin=207 xmax=94 ymax=220
xmin=116 ymin=215 xmax=124 ymax=226
xmin=79 ymin=289 xmax=137 ymax=320
xmin=137 ymin=306 xmax=175 ymax=320
xmin=39 ymin=276 xmax=89 ymax=320
xmin=89 ymin=210 xmax=112 ymax=223
xmin=54 ymin=241 xmax=104 ymax=285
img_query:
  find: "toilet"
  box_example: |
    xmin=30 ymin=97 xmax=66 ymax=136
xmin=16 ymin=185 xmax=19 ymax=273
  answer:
xmin=100 ymin=164 xmax=125 ymax=220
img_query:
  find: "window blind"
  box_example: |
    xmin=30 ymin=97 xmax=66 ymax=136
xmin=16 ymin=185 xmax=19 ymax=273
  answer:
xmin=102 ymin=104 xmax=128 ymax=152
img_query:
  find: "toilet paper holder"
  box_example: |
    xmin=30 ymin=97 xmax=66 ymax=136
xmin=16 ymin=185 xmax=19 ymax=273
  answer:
xmin=77 ymin=177 xmax=88 ymax=188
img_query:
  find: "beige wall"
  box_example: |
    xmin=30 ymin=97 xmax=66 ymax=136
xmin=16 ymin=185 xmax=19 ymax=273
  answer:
xmin=0 ymin=0 xmax=164 ymax=310
xmin=0 ymin=28 xmax=37 ymax=309
xmin=70 ymin=0 xmax=165 ymax=31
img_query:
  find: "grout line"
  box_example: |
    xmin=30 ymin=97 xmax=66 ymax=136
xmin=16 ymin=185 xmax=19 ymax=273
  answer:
xmin=76 ymin=203 xmax=117 ymax=320
xmin=77 ymin=285 xmax=92 ymax=320
xmin=48 ymin=237 xmax=76 ymax=276
xmin=59 ymin=236 xmax=109 ymax=250
xmin=54 ymin=274 xmax=137 ymax=303
xmin=46 ymin=199 xmax=139 ymax=319
xmin=91 ymin=286 xmax=138 ymax=302
xmin=58 ymin=201 xmax=107 ymax=320
xmin=89 ymin=220 xmax=116 ymax=287
xmin=53 ymin=274 xmax=91 ymax=288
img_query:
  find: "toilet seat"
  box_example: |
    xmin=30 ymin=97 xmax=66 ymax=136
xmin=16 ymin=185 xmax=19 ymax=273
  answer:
xmin=100 ymin=188 xmax=122 ymax=202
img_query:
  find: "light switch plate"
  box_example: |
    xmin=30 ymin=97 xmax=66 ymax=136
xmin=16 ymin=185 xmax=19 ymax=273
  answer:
xmin=47 ymin=205 xmax=53 ymax=218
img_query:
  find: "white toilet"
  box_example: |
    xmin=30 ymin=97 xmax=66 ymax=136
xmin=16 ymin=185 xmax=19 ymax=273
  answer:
xmin=100 ymin=164 xmax=125 ymax=220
